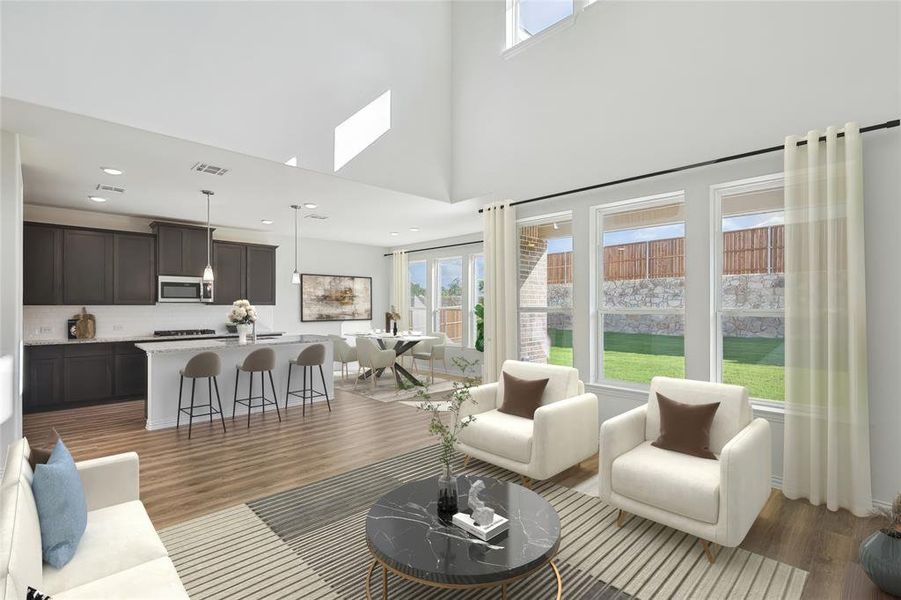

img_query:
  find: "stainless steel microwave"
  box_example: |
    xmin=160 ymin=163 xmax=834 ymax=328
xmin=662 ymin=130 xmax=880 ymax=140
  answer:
xmin=157 ymin=276 xmax=213 ymax=303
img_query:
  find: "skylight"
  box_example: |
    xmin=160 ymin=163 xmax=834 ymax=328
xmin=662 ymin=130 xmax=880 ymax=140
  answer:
xmin=334 ymin=90 xmax=392 ymax=172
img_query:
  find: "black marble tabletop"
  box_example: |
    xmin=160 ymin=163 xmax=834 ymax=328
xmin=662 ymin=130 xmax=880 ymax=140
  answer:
xmin=365 ymin=475 xmax=561 ymax=586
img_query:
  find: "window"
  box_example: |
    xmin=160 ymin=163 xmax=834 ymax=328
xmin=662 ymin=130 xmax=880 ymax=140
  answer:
xmin=714 ymin=177 xmax=785 ymax=402
xmin=334 ymin=90 xmax=391 ymax=171
xmin=518 ymin=217 xmax=573 ymax=366
xmin=597 ymin=194 xmax=686 ymax=384
xmin=409 ymin=260 xmax=427 ymax=333
xmin=470 ymin=255 xmax=485 ymax=348
xmin=506 ymin=0 xmax=573 ymax=49
xmin=434 ymin=257 xmax=464 ymax=344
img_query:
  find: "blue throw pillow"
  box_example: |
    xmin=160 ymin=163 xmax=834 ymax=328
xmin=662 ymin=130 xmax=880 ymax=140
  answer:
xmin=32 ymin=439 xmax=87 ymax=568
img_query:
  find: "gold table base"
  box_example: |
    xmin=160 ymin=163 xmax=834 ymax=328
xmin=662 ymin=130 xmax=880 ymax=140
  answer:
xmin=364 ymin=556 xmax=562 ymax=599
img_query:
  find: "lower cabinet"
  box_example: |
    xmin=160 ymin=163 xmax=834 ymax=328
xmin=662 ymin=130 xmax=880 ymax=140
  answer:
xmin=24 ymin=343 xmax=147 ymax=413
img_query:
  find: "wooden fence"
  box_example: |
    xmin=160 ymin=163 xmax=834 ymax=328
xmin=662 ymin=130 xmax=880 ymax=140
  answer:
xmin=545 ymin=225 xmax=784 ymax=283
xmin=438 ymin=308 xmax=463 ymax=343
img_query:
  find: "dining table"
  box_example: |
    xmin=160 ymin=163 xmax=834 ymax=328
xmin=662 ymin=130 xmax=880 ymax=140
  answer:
xmin=352 ymin=333 xmax=438 ymax=387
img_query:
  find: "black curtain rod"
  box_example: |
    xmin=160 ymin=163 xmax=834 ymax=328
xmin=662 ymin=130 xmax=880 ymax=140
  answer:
xmin=383 ymin=239 xmax=483 ymax=257
xmin=478 ymin=118 xmax=900 ymax=213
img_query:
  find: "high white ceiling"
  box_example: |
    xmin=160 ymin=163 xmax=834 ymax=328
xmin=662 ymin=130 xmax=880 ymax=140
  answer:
xmin=0 ymin=0 xmax=453 ymax=201
xmin=2 ymin=99 xmax=482 ymax=246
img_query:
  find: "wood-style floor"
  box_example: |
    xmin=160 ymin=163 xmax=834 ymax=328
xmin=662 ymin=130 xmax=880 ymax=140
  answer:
xmin=23 ymin=386 xmax=890 ymax=600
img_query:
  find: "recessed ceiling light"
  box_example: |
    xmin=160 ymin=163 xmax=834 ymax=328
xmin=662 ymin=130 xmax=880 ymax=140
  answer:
xmin=88 ymin=195 xmax=107 ymax=203
xmin=261 ymin=219 xmax=273 ymax=225
xmin=303 ymin=202 xmax=318 ymax=209
xmin=409 ymin=227 xmax=420 ymax=232
xmin=389 ymin=231 xmax=399 ymax=236
xmin=100 ymin=167 xmax=123 ymax=176
xmin=284 ymin=156 xmax=298 ymax=167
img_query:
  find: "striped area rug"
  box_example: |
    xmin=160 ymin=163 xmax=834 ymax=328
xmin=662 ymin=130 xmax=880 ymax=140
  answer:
xmin=159 ymin=446 xmax=807 ymax=599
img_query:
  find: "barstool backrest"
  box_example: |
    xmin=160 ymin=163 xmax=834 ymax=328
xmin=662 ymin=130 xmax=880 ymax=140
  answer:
xmin=295 ymin=344 xmax=326 ymax=366
xmin=183 ymin=352 xmax=221 ymax=378
xmin=241 ymin=347 xmax=276 ymax=372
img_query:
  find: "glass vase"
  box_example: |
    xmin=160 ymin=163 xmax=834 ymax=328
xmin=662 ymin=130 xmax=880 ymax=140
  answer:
xmin=437 ymin=468 xmax=458 ymax=520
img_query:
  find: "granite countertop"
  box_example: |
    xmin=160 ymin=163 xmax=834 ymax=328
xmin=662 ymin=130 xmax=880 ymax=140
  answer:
xmin=24 ymin=331 xmax=287 ymax=347
xmin=135 ymin=334 xmax=329 ymax=354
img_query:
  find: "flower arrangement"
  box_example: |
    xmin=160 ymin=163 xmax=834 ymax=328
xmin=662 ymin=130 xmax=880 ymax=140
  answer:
xmin=415 ymin=357 xmax=480 ymax=475
xmin=227 ymin=299 xmax=258 ymax=325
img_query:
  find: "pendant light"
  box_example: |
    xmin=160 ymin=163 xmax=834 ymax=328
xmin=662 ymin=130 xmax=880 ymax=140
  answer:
xmin=290 ymin=204 xmax=301 ymax=285
xmin=201 ymin=190 xmax=215 ymax=283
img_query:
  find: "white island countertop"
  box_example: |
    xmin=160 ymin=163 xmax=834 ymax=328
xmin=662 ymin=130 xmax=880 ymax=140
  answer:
xmin=135 ymin=334 xmax=328 ymax=354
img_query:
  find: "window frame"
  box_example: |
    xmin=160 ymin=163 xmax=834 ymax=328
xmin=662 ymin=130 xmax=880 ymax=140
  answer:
xmin=408 ymin=258 xmax=428 ymax=334
xmin=516 ymin=211 xmax=574 ymax=366
xmin=710 ymin=173 xmax=785 ymax=409
xmin=432 ymin=256 xmax=465 ymax=346
xmin=469 ymin=254 xmax=485 ymax=346
xmin=594 ymin=191 xmax=686 ymax=389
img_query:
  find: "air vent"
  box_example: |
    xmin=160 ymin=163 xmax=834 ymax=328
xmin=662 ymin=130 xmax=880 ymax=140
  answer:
xmin=191 ymin=162 xmax=230 ymax=176
xmin=304 ymin=214 xmax=328 ymax=220
xmin=95 ymin=184 xmax=125 ymax=194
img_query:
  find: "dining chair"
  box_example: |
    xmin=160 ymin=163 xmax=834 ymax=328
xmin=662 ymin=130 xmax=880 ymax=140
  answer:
xmin=412 ymin=332 xmax=448 ymax=382
xmin=328 ymin=334 xmax=357 ymax=380
xmin=354 ymin=337 xmax=398 ymax=391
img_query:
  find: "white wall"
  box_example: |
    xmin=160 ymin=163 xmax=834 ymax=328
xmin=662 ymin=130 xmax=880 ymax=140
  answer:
xmin=451 ymin=1 xmax=900 ymax=202
xmin=0 ymin=131 xmax=24 ymax=464
xmin=1 ymin=1 xmax=452 ymax=201
xmin=22 ymin=206 xmax=389 ymax=340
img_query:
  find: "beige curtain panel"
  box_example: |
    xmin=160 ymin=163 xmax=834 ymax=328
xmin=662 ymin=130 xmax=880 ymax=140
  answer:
xmin=482 ymin=202 xmax=518 ymax=382
xmin=391 ymin=250 xmax=409 ymax=331
xmin=782 ymin=123 xmax=872 ymax=517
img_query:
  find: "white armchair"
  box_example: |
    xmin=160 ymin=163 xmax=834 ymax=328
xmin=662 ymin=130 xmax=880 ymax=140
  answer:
xmin=327 ymin=334 xmax=357 ymax=380
xmin=454 ymin=360 xmax=598 ymax=485
xmin=598 ymin=376 xmax=771 ymax=563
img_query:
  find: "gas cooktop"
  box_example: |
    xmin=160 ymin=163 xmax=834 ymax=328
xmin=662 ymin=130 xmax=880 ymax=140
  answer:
xmin=153 ymin=329 xmax=217 ymax=337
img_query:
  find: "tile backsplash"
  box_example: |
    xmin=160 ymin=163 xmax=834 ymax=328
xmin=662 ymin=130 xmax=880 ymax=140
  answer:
xmin=24 ymin=304 xmax=277 ymax=341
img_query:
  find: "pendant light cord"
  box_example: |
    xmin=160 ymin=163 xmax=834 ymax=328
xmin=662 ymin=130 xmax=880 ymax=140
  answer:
xmin=206 ymin=192 xmax=211 ymax=267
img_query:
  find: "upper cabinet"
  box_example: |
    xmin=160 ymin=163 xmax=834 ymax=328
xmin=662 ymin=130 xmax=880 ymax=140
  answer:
xmin=24 ymin=223 xmax=155 ymax=306
xmin=62 ymin=229 xmax=114 ymax=305
xmin=151 ymin=223 xmax=212 ymax=277
xmin=23 ymin=221 xmax=273 ymax=306
xmin=246 ymin=245 xmax=276 ymax=305
xmin=23 ymin=224 xmax=62 ymax=305
xmin=213 ymin=241 xmax=277 ymax=305
xmin=212 ymin=241 xmax=246 ymax=305
xmin=113 ymin=233 xmax=156 ymax=304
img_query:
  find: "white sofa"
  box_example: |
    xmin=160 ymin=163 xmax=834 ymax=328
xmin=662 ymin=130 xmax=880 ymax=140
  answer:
xmin=455 ymin=360 xmax=599 ymax=484
xmin=599 ymin=377 xmax=771 ymax=562
xmin=0 ymin=438 xmax=188 ymax=599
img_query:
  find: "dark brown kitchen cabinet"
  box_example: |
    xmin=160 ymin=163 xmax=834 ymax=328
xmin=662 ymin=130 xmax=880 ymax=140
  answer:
xmin=23 ymin=224 xmax=63 ymax=305
xmin=113 ymin=233 xmax=156 ymax=304
xmin=212 ymin=241 xmax=246 ymax=305
xmin=62 ymin=229 xmax=114 ymax=305
xmin=23 ymin=342 xmax=147 ymax=412
xmin=152 ymin=222 xmax=212 ymax=277
xmin=246 ymin=244 xmax=276 ymax=305
xmin=23 ymin=346 xmax=64 ymax=410
xmin=114 ymin=353 xmax=147 ymax=397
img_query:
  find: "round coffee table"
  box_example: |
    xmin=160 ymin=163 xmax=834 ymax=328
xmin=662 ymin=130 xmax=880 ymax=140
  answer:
xmin=365 ymin=475 xmax=561 ymax=598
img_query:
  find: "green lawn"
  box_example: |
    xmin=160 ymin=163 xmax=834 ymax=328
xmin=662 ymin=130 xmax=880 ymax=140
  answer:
xmin=547 ymin=331 xmax=784 ymax=401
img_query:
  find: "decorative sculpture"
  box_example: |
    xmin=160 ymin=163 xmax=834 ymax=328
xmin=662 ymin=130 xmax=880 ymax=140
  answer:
xmin=467 ymin=480 xmax=495 ymax=527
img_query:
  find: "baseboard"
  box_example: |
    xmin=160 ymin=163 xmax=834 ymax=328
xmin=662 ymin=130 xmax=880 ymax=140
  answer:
xmin=771 ymin=476 xmax=892 ymax=512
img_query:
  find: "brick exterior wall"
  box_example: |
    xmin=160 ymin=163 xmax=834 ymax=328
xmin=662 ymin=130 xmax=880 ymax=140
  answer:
xmin=519 ymin=226 xmax=549 ymax=362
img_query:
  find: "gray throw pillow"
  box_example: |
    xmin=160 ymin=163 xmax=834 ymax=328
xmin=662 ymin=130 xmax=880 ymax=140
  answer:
xmin=32 ymin=439 xmax=88 ymax=568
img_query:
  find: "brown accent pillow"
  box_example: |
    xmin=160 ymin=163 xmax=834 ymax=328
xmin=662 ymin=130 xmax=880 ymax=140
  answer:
xmin=28 ymin=446 xmax=53 ymax=471
xmin=498 ymin=372 xmax=549 ymax=420
xmin=652 ymin=392 xmax=720 ymax=460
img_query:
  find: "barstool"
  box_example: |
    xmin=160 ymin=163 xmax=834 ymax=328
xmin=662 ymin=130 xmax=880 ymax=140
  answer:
xmin=232 ymin=347 xmax=281 ymax=428
xmin=177 ymin=352 xmax=226 ymax=439
xmin=286 ymin=344 xmax=331 ymax=415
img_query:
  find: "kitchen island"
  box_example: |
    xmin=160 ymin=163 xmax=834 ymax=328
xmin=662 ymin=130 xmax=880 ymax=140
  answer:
xmin=136 ymin=334 xmax=332 ymax=430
